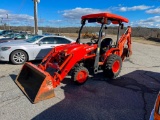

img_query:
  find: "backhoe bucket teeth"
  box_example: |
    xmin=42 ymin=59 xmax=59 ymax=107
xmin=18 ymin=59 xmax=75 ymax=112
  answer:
xmin=15 ymin=62 xmax=55 ymax=103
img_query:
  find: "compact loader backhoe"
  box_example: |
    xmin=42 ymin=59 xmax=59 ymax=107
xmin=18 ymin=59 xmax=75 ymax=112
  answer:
xmin=15 ymin=12 xmax=132 ymax=103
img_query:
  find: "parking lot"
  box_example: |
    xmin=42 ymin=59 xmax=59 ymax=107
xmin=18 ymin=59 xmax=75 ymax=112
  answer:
xmin=0 ymin=41 xmax=160 ymax=120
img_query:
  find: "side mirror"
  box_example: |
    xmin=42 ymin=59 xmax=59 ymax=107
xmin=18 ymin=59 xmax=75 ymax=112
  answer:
xmin=37 ymin=41 xmax=43 ymax=46
xmin=104 ymin=26 xmax=108 ymax=29
xmin=121 ymin=24 xmax=124 ymax=29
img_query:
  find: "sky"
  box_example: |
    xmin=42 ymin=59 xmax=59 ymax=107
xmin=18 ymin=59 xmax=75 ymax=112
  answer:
xmin=0 ymin=0 xmax=160 ymax=28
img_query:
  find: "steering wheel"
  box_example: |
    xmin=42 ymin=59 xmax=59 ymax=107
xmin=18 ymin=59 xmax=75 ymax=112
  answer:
xmin=90 ymin=38 xmax=98 ymax=44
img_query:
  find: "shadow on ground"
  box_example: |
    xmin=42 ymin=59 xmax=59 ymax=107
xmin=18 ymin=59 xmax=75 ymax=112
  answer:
xmin=15 ymin=70 xmax=159 ymax=120
xmin=147 ymin=37 xmax=160 ymax=43
xmin=0 ymin=61 xmax=10 ymax=64
xmin=0 ymin=60 xmax=42 ymax=65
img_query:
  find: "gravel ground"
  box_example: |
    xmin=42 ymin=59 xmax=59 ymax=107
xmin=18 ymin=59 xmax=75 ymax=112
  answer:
xmin=0 ymin=41 xmax=160 ymax=120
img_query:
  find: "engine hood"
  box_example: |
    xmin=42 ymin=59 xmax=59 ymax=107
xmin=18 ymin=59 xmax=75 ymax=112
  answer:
xmin=61 ymin=43 xmax=96 ymax=54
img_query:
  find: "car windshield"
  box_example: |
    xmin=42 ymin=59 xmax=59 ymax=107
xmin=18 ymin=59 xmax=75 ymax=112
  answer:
xmin=4 ymin=33 xmax=14 ymax=38
xmin=13 ymin=33 xmax=21 ymax=37
xmin=26 ymin=35 xmax=43 ymax=43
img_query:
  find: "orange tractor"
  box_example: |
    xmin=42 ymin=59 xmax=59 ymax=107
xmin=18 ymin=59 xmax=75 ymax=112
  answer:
xmin=15 ymin=12 xmax=132 ymax=103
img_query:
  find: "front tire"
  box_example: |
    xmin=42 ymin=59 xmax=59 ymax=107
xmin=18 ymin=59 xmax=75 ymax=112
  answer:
xmin=103 ymin=54 xmax=122 ymax=79
xmin=10 ymin=50 xmax=28 ymax=65
xmin=71 ymin=66 xmax=89 ymax=85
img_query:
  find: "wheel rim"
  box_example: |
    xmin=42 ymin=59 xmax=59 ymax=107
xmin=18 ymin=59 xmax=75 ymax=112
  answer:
xmin=76 ymin=70 xmax=88 ymax=83
xmin=13 ymin=52 xmax=26 ymax=63
xmin=112 ymin=60 xmax=120 ymax=73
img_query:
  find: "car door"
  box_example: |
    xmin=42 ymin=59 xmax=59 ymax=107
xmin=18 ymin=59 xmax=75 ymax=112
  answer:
xmin=34 ymin=36 xmax=71 ymax=59
xmin=33 ymin=37 xmax=58 ymax=59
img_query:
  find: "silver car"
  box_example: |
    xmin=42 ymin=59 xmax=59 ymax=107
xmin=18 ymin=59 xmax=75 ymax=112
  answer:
xmin=0 ymin=35 xmax=75 ymax=64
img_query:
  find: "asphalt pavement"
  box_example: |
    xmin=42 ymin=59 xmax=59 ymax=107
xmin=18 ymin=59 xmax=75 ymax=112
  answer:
xmin=0 ymin=42 xmax=160 ymax=120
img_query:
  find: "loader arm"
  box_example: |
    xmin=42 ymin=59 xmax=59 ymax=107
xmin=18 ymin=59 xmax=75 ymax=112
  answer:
xmin=40 ymin=44 xmax=73 ymax=65
xmin=38 ymin=43 xmax=97 ymax=87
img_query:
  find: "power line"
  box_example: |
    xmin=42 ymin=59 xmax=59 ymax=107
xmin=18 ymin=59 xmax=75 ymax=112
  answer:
xmin=16 ymin=0 xmax=26 ymax=14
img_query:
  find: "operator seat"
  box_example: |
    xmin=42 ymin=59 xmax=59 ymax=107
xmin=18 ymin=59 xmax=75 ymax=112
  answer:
xmin=100 ymin=38 xmax=113 ymax=55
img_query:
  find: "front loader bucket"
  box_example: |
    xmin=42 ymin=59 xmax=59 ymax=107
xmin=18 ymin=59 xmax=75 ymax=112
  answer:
xmin=15 ymin=62 xmax=55 ymax=103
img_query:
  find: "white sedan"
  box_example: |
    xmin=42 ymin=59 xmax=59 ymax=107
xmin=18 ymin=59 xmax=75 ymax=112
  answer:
xmin=0 ymin=35 xmax=75 ymax=64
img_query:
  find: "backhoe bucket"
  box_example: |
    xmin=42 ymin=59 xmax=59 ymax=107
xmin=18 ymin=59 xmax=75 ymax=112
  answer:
xmin=15 ymin=62 xmax=55 ymax=103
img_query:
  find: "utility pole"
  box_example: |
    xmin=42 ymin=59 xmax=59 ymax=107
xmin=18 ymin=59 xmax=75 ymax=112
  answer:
xmin=1 ymin=18 xmax=3 ymax=30
xmin=33 ymin=0 xmax=40 ymax=35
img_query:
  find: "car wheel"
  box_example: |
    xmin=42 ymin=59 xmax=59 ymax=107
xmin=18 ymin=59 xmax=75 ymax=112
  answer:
xmin=10 ymin=50 xmax=28 ymax=65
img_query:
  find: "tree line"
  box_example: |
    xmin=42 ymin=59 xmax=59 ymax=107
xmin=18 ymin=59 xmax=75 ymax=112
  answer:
xmin=0 ymin=25 xmax=160 ymax=39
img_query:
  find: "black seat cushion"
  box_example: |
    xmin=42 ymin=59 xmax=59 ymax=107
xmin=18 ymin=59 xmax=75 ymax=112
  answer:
xmin=100 ymin=38 xmax=113 ymax=54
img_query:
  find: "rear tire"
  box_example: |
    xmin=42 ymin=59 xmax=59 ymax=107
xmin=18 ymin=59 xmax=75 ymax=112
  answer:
xmin=103 ymin=54 xmax=122 ymax=79
xmin=71 ymin=66 xmax=89 ymax=85
xmin=10 ymin=50 xmax=27 ymax=65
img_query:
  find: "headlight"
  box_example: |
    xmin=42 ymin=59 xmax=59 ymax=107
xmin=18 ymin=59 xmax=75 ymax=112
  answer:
xmin=0 ymin=47 xmax=11 ymax=51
